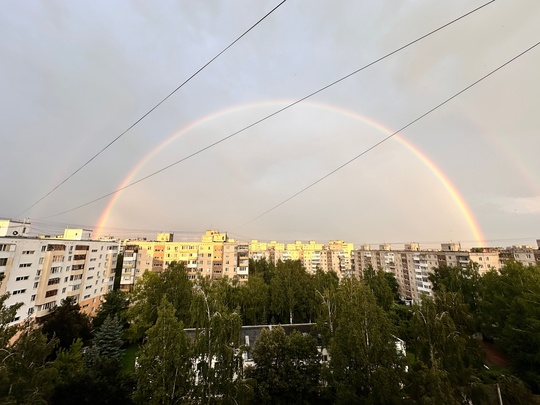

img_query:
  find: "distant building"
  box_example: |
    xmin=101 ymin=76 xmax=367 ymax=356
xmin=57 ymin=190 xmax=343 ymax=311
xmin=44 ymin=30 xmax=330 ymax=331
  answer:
xmin=248 ymin=239 xmax=354 ymax=278
xmin=0 ymin=221 xmax=119 ymax=325
xmin=352 ymin=241 xmax=540 ymax=302
xmin=120 ymin=230 xmax=249 ymax=290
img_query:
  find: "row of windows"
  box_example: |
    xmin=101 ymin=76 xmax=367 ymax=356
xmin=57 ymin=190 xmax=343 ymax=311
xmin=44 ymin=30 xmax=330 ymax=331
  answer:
xmin=15 ymin=275 xmax=29 ymax=281
xmin=12 ymin=289 xmax=26 ymax=295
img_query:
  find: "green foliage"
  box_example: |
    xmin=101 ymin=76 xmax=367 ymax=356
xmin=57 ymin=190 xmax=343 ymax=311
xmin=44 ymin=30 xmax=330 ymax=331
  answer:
xmin=0 ymin=286 xmax=23 ymax=348
xmin=191 ymin=276 xmax=243 ymax=403
xmin=240 ymin=274 xmax=270 ymax=325
xmin=92 ymin=289 xmax=129 ymax=330
xmin=363 ymin=265 xmax=395 ymax=311
xmin=478 ymin=261 xmax=540 ymax=392
xmin=328 ymin=277 xmax=405 ymax=404
xmin=248 ymin=326 xmax=321 ymax=404
xmin=429 ymin=263 xmax=481 ymax=312
xmin=52 ymin=339 xmax=84 ymax=383
xmin=40 ymin=296 xmax=92 ymax=355
xmin=128 ymin=262 xmax=192 ymax=341
xmin=270 ymin=260 xmax=315 ymax=324
xmin=0 ymin=323 xmax=58 ymax=405
xmin=134 ymin=297 xmax=193 ymax=404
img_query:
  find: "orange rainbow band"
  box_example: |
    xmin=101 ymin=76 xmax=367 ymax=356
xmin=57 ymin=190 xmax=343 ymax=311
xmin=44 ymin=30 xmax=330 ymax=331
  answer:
xmin=94 ymin=100 xmax=485 ymax=246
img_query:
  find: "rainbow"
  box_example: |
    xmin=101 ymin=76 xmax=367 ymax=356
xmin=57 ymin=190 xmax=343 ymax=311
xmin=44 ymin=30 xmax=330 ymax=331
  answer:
xmin=94 ymin=101 xmax=485 ymax=245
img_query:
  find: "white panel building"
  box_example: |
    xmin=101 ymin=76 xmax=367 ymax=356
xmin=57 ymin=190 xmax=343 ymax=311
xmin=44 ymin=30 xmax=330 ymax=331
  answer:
xmin=0 ymin=221 xmax=119 ymax=324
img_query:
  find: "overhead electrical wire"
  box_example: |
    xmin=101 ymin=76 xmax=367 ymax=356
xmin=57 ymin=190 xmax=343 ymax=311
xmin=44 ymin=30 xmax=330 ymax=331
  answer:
xmin=35 ymin=0 xmax=495 ymax=220
xmin=238 ymin=41 xmax=540 ymax=228
xmin=17 ymin=0 xmax=288 ymax=217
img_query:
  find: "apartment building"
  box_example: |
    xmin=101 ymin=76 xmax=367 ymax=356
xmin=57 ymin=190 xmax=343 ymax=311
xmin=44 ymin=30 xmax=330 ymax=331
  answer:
xmin=248 ymin=239 xmax=354 ymax=277
xmin=120 ymin=230 xmax=249 ymax=290
xmin=0 ymin=220 xmax=119 ymax=324
xmin=352 ymin=241 xmax=540 ymax=302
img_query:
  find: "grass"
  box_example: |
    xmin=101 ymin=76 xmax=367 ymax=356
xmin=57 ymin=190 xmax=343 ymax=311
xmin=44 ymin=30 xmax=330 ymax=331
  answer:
xmin=122 ymin=342 xmax=140 ymax=373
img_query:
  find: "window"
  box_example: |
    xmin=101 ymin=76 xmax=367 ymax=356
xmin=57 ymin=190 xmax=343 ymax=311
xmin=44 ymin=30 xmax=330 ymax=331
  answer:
xmin=12 ymin=289 xmax=26 ymax=295
xmin=41 ymin=246 xmax=47 ymax=252
xmin=33 ymin=282 xmax=39 ymax=288
xmin=51 ymin=266 xmax=61 ymax=274
xmin=0 ymin=258 xmax=7 ymax=266
xmin=39 ymin=257 xmax=44 ymax=264
xmin=62 ymin=287 xmax=66 ymax=293
xmin=1 ymin=244 xmax=11 ymax=251
xmin=45 ymin=289 xmax=58 ymax=297
xmin=15 ymin=276 xmax=29 ymax=281
xmin=48 ymin=277 xmax=60 ymax=285
xmin=22 ymin=250 xmax=35 ymax=255
xmin=30 ymin=294 xmax=36 ymax=301
xmin=19 ymin=263 xmax=32 ymax=268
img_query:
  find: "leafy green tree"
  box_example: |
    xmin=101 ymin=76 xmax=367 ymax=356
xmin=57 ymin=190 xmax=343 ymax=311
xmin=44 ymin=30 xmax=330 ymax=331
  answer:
xmin=270 ymin=260 xmax=314 ymax=324
xmin=191 ymin=277 xmax=243 ymax=404
xmin=92 ymin=289 xmax=129 ymax=330
xmin=404 ymin=295 xmax=469 ymax=403
xmin=114 ymin=253 xmax=124 ymax=290
xmin=429 ymin=263 xmax=481 ymax=312
xmin=478 ymin=262 xmax=540 ymax=392
xmin=313 ymin=269 xmax=339 ymax=343
xmin=248 ymin=326 xmax=321 ymax=404
xmin=248 ymin=258 xmax=275 ymax=285
xmin=363 ymin=265 xmax=394 ymax=311
xmin=40 ymin=296 xmax=92 ymax=355
xmin=58 ymin=315 xmax=135 ymax=405
xmin=134 ymin=298 xmax=193 ymax=404
xmin=51 ymin=339 xmax=84 ymax=383
xmin=0 ymin=323 xmax=58 ymax=405
xmin=328 ymin=278 xmax=405 ymax=404
xmin=128 ymin=262 xmax=192 ymax=341
xmin=240 ymin=274 xmax=270 ymax=325
xmin=0 ymin=278 xmax=22 ymax=348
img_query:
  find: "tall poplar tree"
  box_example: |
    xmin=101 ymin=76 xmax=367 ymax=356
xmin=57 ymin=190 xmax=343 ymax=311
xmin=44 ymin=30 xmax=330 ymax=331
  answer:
xmin=135 ymin=298 xmax=193 ymax=404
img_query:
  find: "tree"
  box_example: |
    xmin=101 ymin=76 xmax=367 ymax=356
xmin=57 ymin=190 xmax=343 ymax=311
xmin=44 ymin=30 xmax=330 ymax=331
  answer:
xmin=313 ymin=269 xmax=339 ymax=343
xmin=362 ymin=265 xmax=394 ymax=311
xmin=134 ymin=298 xmax=193 ymax=404
xmin=429 ymin=263 xmax=481 ymax=312
xmin=0 ymin=277 xmax=23 ymax=348
xmin=128 ymin=262 xmax=192 ymax=341
xmin=270 ymin=260 xmax=314 ymax=324
xmin=328 ymin=278 xmax=405 ymax=404
xmin=40 ymin=296 xmax=92 ymax=355
xmin=478 ymin=262 xmax=540 ymax=392
xmin=404 ymin=295 xmax=469 ymax=403
xmin=240 ymin=274 xmax=270 ymax=325
xmin=248 ymin=326 xmax=321 ymax=404
xmin=92 ymin=289 xmax=129 ymax=330
xmin=0 ymin=323 xmax=57 ymax=404
xmin=191 ymin=277 xmax=243 ymax=404
xmin=50 ymin=317 xmax=134 ymax=405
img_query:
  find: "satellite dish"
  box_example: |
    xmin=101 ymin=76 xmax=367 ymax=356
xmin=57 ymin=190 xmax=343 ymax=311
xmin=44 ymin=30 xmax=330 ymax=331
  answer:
xmin=12 ymin=231 xmax=18 ymax=236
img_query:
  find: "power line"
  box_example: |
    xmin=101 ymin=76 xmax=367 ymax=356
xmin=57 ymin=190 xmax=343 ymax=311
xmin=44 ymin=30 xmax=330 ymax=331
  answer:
xmin=37 ymin=1 xmax=495 ymax=220
xmin=237 ymin=41 xmax=540 ymax=229
xmin=17 ymin=0 xmax=288 ymax=217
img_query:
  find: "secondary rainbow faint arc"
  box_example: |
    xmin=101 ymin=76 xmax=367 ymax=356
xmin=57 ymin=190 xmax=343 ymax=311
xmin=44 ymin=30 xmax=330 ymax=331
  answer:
xmin=94 ymin=100 xmax=486 ymax=245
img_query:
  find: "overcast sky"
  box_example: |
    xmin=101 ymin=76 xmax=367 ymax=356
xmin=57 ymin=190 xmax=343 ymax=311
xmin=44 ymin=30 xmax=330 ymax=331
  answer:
xmin=1 ymin=0 xmax=539 ymax=248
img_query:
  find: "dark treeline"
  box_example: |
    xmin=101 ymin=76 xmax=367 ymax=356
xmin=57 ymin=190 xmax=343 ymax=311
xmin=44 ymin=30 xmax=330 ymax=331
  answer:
xmin=1 ymin=259 xmax=540 ymax=404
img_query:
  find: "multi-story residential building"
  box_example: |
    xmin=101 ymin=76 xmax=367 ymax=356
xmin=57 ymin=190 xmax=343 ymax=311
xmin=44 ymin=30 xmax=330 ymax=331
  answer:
xmin=352 ymin=243 xmax=484 ymax=301
xmin=120 ymin=230 xmax=249 ymax=290
xmin=0 ymin=220 xmax=119 ymax=325
xmin=352 ymin=241 xmax=540 ymax=302
xmin=248 ymin=239 xmax=354 ymax=277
